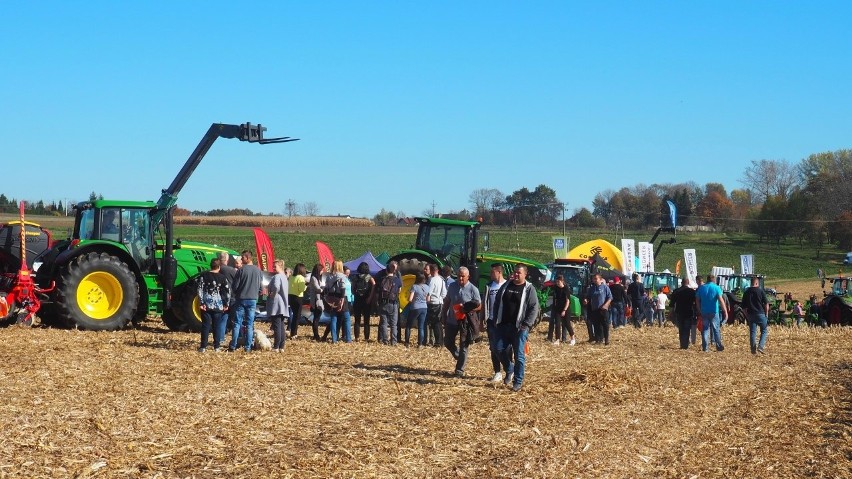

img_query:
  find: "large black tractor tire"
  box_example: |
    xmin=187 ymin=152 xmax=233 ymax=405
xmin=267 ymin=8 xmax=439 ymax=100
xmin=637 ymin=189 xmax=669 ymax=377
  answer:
xmin=57 ymin=252 xmax=139 ymax=331
xmin=162 ymin=308 xmax=190 ymax=332
xmin=160 ymin=282 xmax=202 ymax=332
xmin=733 ymin=306 xmax=747 ymax=325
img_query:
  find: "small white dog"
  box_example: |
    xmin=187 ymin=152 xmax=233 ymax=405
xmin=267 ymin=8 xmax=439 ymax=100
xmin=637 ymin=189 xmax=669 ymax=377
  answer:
xmin=253 ymin=330 xmax=272 ymax=351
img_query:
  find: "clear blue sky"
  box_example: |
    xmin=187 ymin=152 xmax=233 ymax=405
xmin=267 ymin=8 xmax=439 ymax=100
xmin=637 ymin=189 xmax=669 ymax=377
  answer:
xmin=2 ymin=2 xmax=850 ymax=219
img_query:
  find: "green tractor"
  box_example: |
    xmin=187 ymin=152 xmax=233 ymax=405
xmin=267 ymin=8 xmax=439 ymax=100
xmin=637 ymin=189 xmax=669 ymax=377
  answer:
xmin=388 ymin=217 xmax=551 ymax=305
xmin=820 ymin=275 xmax=851 ymax=326
xmin=29 ymin=123 xmax=296 ymax=331
xmin=639 ymin=271 xmax=680 ymax=296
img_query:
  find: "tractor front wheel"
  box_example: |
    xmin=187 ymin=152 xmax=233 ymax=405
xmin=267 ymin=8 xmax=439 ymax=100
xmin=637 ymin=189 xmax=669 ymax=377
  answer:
xmin=58 ymin=252 xmax=138 ymax=331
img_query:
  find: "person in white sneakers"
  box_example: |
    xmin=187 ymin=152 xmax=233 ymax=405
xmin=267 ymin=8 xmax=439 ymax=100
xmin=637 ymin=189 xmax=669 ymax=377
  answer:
xmin=483 ymin=263 xmax=510 ymax=383
xmin=548 ymin=275 xmax=576 ymax=346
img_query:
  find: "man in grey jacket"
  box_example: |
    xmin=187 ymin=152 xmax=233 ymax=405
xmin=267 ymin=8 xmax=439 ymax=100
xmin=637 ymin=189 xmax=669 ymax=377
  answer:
xmin=493 ymin=264 xmax=540 ymax=392
xmin=442 ymin=266 xmax=481 ymax=377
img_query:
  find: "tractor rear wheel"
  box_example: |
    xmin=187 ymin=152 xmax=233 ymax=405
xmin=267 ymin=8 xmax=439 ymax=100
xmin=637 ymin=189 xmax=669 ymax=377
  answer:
xmin=397 ymin=257 xmax=429 ymax=277
xmin=161 ymin=282 xmax=203 ymax=332
xmin=58 ymin=252 xmax=138 ymax=331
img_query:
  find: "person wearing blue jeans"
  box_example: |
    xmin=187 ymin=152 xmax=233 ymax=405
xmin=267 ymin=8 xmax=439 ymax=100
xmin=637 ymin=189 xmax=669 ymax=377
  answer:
xmin=483 ymin=264 xmax=511 ymax=383
xmin=228 ymin=250 xmax=264 ymax=352
xmin=405 ymin=272 xmax=430 ymax=347
xmin=197 ymin=258 xmax=231 ymax=352
xmin=492 ymin=264 xmax=540 ymax=392
xmin=742 ymin=276 xmax=770 ymax=354
xmin=696 ymin=274 xmax=728 ymax=352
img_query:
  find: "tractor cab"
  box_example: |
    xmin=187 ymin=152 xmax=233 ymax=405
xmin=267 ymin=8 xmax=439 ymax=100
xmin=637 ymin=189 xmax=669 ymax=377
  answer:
xmin=546 ymin=258 xmax=591 ymax=296
xmin=639 ymin=271 xmax=679 ymax=295
xmin=73 ymin=201 xmax=155 ymax=271
xmin=413 ymin=217 xmax=477 ymax=274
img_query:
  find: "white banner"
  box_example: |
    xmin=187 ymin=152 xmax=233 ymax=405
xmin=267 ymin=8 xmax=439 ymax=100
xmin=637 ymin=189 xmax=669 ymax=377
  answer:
xmin=621 ymin=239 xmax=635 ymax=276
xmin=684 ymin=249 xmax=698 ymax=288
xmin=638 ymin=241 xmax=654 ymax=272
xmin=740 ymin=254 xmax=754 ymax=275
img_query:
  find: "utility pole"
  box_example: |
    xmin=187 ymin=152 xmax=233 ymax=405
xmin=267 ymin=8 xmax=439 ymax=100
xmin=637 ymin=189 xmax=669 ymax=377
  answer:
xmin=431 ymin=200 xmax=436 ymax=217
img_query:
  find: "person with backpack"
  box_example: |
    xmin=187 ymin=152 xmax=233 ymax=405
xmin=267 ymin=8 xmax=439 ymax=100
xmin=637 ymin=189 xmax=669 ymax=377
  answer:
xmin=196 ymin=258 xmax=231 ymax=352
xmin=426 ymin=263 xmax=447 ymax=348
xmin=350 ymin=262 xmax=375 ymax=341
xmin=375 ymin=261 xmax=403 ymax=346
xmin=626 ymin=273 xmax=646 ymax=328
xmin=321 ymin=260 xmax=351 ymax=344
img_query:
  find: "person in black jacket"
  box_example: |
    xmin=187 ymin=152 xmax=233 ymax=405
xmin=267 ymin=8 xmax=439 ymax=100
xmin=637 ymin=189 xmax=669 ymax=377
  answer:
xmin=626 ymin=273 xmax=646 ymax=328
xmin=609 ymin=276 xmax=628 ymax=329
xmin=196 ymin=258 xmax=231 ymax=352
xmin=668 ymin=278 xmax=697 ymax=349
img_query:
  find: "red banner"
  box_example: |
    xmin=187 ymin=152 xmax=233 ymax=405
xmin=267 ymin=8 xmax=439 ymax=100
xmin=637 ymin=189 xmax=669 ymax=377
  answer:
xmin=315 ymin=241 xmax=334 ymax=273
xmin=253 ymin=228 xmax=275 ymax=272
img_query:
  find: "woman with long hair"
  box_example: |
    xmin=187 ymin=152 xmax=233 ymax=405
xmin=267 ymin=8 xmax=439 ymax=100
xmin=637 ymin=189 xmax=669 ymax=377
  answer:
xmin=288 ymin=263 xmax=308 ymax=339
xmin=308 ymin=263 xmax=327 ymax=341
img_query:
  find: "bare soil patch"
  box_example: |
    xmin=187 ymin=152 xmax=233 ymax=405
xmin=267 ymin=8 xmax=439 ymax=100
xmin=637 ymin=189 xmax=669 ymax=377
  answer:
xmin=0 ymin=319 xmax=849 ymax=478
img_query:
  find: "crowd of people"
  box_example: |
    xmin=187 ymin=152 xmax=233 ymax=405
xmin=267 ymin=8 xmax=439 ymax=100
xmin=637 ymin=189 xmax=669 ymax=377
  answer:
xmin=195 ymin=250 xmax=781 ymax=391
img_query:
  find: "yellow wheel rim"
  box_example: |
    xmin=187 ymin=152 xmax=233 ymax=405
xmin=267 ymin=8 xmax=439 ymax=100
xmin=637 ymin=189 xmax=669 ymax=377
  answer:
xmin=399 ymin=274 xmax=415 ymax=309
xmin=76 ymin=271 xmax=123 ymax=320
xmin=190 ymin=295 xmax=202 ymax=322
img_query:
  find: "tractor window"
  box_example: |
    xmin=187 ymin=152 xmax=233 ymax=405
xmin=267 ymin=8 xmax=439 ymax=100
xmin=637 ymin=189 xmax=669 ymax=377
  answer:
xmin=78 ymin=209 xmax=95 ymax=239
xmin=420 ymin=224 xmax=466 ymax=261
xmin=101 ymin=208 xmax=121 ymax=241
xmin=124 ymin=209 xmax=151 ymax=267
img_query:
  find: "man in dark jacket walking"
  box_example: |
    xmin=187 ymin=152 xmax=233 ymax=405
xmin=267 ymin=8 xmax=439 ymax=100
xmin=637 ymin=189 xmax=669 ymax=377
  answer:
xmin=626 ymin=273 xmax=646 ymax=328
xmin=494 ymin=264 xmax=540 ymax=392
xmin=668 ymin=278 xmax=697 ymax=349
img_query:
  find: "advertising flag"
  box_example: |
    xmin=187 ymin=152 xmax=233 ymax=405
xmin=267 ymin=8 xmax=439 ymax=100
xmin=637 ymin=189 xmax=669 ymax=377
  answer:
xmin=684 ymin=249 xmax=698 ymax=288
xmin=621 ymin=239 xmax=635 ymax=276
xmin=638 ymin=242 xmax=654 ymax=272
xmin=740 ymin=254 xmax=754 ymax=275
xmin=253 ymin=228 xmax=275 ymax=272
xmin=315 ymin=241 xmax=335 ymax=273
xmin=666 ymin=199 xmax=678 ymax=229
xmin=552 ymin=236 xmax=569 ymax=259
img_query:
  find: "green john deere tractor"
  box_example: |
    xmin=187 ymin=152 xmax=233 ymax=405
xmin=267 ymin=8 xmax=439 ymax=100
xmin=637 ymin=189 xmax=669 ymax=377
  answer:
xmin=388 ymin=217 xmax=551 ymax=307
xmin=30 ymin=122 xmax=296 ymax=331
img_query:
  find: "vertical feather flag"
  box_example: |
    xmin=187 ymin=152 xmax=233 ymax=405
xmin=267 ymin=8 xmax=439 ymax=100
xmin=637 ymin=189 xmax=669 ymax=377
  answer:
xmin=315 ymin=241 xmax=335 ymax=273
xmin=675 ymin=259 xmax=682 ymax=276
xmin=253 ymin=228 xmax=275 ymax=272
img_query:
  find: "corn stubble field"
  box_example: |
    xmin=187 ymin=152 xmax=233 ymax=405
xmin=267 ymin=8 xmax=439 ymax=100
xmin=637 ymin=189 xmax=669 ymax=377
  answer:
xmin=0 ymin=318 xmax=849 ymax=478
